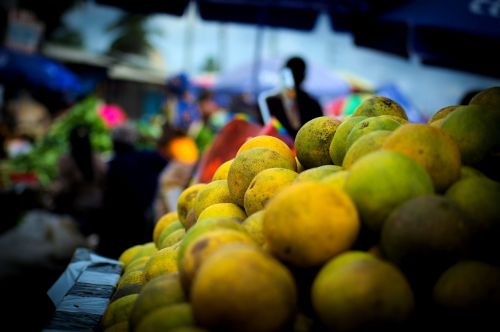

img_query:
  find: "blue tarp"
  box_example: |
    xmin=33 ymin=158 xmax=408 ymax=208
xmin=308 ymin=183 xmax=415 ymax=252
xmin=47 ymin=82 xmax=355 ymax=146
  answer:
xmin=0 ymin=46 xmax=85 ymax=99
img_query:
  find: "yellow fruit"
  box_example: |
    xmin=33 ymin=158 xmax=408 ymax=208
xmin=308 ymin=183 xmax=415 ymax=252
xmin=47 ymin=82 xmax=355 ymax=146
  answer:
xmin=242 ymin=210 xmax=266 ymax=247
xmin=312 ymin=251 xmax=414 ymax=332
xmin=143 ymin=246 xmax=179 ymax=282
xmin=152 ymin=211 xmax=179 ymax=245
xmin=123 ymin=256 xmax=150 ymax=274
xmin=345 ymin=115 xmax=401 ymax=152
xmin=345 ymin=150 xmax=434 ymax=232
xmin=459 ymin=166 xmax=485 ymax=180
xmin=352 ymin=95 xmax=408 ymax=120
xmin=428 ymin=105 xmax=461 ymax=124
xmin=445 ymin=176 xmax=500 ymax=264
xmin=263 ymin=182 xmax=360 ymax=267
xmin=193 ymin=180 xmax=234 ymax=218
xmin=177 ymin=184 xmax=206 ymax=227
xmin=156 ymin=220 xmax=183 ymax=249
xmin=167 ymin=328 xmax=209 ymax=332
xmin=117 ymin=270 xmax=145 ymax=289
xmin=433 ymin=260 xmax=500 ymax=326
xmin=440 ymin=105 xmax=500 ymax=165
xmin=430 ymin=118 xmax=445 ymax=128
xmin=295 ymin=156 xmax=304 ymax=172
xmin=329 ymin=116 xmax=367 ymax=166
xmin=191 ymin=244 xmax=297 ymax=332
xmin=127 ymin=243 xmax=158 ymax=268
xmin=184 ymin=207 xmax=197 ymax=230
xmin=469 ymin=86 xmax=500 ymax=113
xmin=382 ymin=124 xmax=462 ymax=192
xmin=343 ymin=130 xmax=392 ymax=169
xmin=177 ymin=217 xmax=246 ymax=267
xmin=228 ymin=147 xmax=295 ymax=206
xmin=294 ymin=165 xmax=342 ymax=183
xmin=380 ymin=195 xmax=469 ymax=283
xmin=237 ymin=135 xmax=296 ymax=171
xmin=135 ymin=303 xmax=194 ymax=332
xmin=180 ymin=229 xmax=255 ymax=291
xmin=321 ymin=170 xmax=349 ymax=189
xmin=295 ymin=116 xmax=341 ymax=169
xmin=101 ymin=294 xmax=139 ymax=329
xmin=129 ymin=273 xmax=185 ymax=329
xmin=118 ymin=244 xmax=142 ymax=266
xmin=211 ymin=159 xmax=233 ymax=181
xmin=244 ymin=167 xmax=297 ymax=215
xmin=103 ymin=321 xmax=128 ymax=332
xmin=197 ymin=203 xmax=246 ymax=223
xmin=110 ymin=283 xmax=142 ymax=303
xmin=158 ymin=228 xmax=185 ymax=249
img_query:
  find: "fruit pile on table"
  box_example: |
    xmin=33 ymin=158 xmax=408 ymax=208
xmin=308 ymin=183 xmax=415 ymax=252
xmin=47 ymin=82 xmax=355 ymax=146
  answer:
xmin=101 ymin=87 xmax=500 ymax=332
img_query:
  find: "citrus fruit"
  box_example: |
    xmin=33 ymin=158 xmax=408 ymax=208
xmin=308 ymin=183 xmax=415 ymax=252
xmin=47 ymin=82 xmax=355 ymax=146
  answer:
xmin=440 ymin=105 xmax=500 ymax=165
xmin=191 ymin=244 xmax=297 ymax=332
xmin=177 ymin=184 xmax=206 ymax=227
xmin=428 ymin=105 xmax=461 ymax=124
xmin=380 ymin=195 xmax=470 ymax=285
xmin=382 ymin=123 xmax=461 ymax=192
xmin=228 ymin=147 xmax=294 ymax=206
xmin=352 ymin=95 xmax=408 ymax=120
xmin=263 ymin=182 xmax=359 ymax=267
xmin=244 ymin=167 xmax=297 ymax=215
xmin=135 ymin=303 xmax=194 ymax=332
xmin=129 ymin=273 xmax=185 ymax=329
xmin=294 ymin=165 xmax=342 ymax=183
xmin=445 ymin=176 xmax=500 ymax=263
xmin=345 ymin=150 xmax=434 ymax=232
xmin=101 ymin=294 xmax=138 ymax=329
xmin=143 ymin=245 xmax=179 ymax=281
xmin=345 ymin=115 xmax=401 ymax=151
xmin=295 ymin=116 xmax=341 ymax=169
xmin=193 ymin=180 xmax=234 ymax=218
xmin=196 ymin=203 xmax=246 ymax=223
xmin=433 ymin=260 xmax=500 ymax=329
xmin=152 ymin=211 xmax=179 ymax=245
xmin=179 ymin=228 xmax=255 ymax=291
xmin=237 ymin=135 xmax=296 ymax=171
xmin=343 ymin=130 xmax=392 ymax=169
xmin=312 ymin=251 xmax=414 ymax=332
xmin=242 ymin=210 xmax=266 ymax=247
xmin=211 ymin=159 xmax=233 ymax=181
xmin=329 ymin=116 xmax=367 ymax=166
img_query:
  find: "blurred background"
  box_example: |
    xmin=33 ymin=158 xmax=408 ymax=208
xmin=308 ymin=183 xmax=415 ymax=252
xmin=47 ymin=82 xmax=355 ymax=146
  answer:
xmin=0 ymin=0 xmax=499 ymax=330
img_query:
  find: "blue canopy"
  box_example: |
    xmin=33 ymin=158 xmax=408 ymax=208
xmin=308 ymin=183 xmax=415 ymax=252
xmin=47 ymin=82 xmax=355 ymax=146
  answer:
xmin=0 ymin=46 xmax=84 ymax=98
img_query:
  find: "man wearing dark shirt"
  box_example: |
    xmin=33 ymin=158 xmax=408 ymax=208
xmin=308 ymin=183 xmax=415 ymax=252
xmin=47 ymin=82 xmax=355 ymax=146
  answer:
xmin=264 ymin=57 xmax=323 ymax=138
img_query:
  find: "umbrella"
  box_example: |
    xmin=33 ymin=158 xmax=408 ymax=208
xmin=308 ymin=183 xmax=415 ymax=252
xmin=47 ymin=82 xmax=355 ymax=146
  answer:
xmin=213 ymin=58 xmax=352 ymax=98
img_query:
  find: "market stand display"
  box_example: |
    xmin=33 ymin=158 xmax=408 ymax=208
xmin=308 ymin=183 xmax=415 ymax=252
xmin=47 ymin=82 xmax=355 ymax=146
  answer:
xmin=46 ymin=87 xmax=500 ymax=331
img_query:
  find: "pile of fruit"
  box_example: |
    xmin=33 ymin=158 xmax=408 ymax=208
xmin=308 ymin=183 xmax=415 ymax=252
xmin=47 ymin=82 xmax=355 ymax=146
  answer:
xmin=101 ymin=87 xmax=500 ymax=332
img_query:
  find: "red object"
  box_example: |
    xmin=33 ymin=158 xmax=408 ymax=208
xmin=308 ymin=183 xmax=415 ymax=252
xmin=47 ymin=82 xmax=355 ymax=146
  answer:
xmin=258 ymin=120 xmax=295 ymax=151
xmin=193 ymin=118 xmax=262 ymax=183
xmin=9 ymin=172 xmax=39 ymax=185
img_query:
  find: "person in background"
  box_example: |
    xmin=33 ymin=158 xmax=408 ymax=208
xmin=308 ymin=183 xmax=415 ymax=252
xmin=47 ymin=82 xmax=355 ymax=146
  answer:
xmin=96 ymin=123 xmax=167 ymax=259
xmin=188 ymin=89 xmax=227 ymax=155
xmin=49 ymin=124 xmax=107 ymax=237
xmin=229 ymin=92 xmax=262 ymax=123
xmin=164 ymin=73 xmax=200 ymax=131
xmin=155 ymin=124 xmax=199 ymax=218
xmin=264 ymin=56 xmax=323 ymax=138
